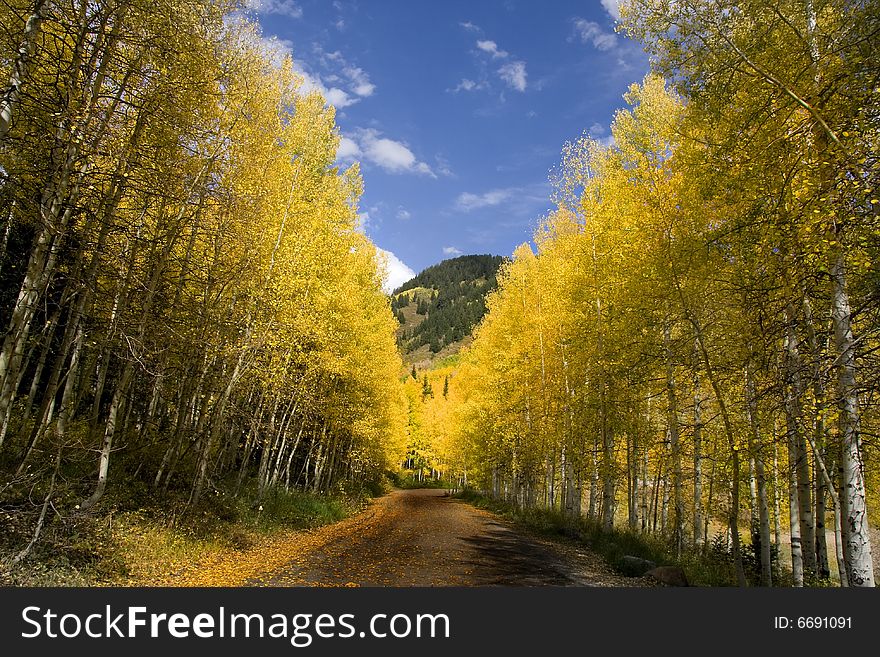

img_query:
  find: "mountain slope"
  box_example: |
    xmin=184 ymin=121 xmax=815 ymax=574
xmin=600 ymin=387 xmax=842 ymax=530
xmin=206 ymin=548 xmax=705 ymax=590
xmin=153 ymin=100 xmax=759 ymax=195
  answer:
xmin=391 ymin=254 xmax=504 ymax=367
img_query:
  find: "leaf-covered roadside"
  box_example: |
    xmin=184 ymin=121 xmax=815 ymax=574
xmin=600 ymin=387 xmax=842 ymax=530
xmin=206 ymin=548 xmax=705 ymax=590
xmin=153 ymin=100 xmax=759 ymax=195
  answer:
xmin=0 ymin=487 xmax=373 ymax=586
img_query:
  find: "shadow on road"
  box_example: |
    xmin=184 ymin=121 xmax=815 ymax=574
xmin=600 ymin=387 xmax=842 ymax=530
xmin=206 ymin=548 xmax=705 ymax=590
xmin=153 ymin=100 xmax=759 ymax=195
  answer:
xmin=458 ymin=520 xmax=582 ymax=586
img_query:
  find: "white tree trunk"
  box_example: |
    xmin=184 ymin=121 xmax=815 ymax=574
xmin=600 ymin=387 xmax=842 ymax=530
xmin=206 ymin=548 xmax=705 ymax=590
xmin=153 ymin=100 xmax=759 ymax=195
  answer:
xmin=693 ymin=361 xmax=703 ymax=548
xmin=0 ymin=0 xmax=48 ymax=141
xmin=831 ymin=252 xmax=874 ymax=586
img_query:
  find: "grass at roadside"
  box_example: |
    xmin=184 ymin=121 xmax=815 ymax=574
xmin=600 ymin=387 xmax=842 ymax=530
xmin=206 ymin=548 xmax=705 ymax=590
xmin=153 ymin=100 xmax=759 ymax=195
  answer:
xmin=454 ymin=489 xmax=793 ymax=586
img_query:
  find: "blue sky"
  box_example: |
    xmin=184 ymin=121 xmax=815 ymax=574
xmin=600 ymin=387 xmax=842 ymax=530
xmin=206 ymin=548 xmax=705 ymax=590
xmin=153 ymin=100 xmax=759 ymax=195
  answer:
xmin=247 ymin=0 xmax=647 ymax=289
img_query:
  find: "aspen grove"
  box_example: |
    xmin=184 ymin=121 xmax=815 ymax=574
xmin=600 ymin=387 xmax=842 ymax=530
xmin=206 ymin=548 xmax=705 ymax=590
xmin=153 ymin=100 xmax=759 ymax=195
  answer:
xmin=446 ymin=1 xmax=879 ymax=587
xmin=1 ymin=0 xmax=877 ymax=589
xmin=0 ymin=0 xmax=406 ymax=562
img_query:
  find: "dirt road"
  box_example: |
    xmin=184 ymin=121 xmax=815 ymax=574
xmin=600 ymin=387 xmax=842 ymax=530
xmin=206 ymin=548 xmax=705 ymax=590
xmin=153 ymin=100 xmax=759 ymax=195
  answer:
xmin=248 ymin=489 xmax=635 ymax=587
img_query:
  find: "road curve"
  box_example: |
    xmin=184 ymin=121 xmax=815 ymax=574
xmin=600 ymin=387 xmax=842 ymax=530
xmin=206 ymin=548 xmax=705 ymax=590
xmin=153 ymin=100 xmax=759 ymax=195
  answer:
xmin=249 ymin=488 xmax=636 ymax=587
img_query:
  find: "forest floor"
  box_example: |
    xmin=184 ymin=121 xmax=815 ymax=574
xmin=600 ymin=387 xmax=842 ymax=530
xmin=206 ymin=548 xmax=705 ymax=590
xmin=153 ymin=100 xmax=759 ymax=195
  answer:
xmin=164 ymin=489 xmax=641 ymax=586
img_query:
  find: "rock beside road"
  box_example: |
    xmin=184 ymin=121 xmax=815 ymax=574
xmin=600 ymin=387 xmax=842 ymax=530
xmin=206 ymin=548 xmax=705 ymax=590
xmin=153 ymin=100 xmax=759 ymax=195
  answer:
xmin=646 ymin=565 xmax=689 ymax=587
xmin=617 ymin=555 xmax=657 ymax=576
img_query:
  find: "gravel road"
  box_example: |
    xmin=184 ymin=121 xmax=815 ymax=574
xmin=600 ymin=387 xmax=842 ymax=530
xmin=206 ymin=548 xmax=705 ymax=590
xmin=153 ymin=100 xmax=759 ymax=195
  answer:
xmin=249 ymin=488 xmax=638 ymax=587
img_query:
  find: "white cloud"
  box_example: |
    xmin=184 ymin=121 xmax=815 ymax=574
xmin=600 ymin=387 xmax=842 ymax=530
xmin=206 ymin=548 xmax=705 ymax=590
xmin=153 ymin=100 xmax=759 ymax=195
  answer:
xmin=573 ymin=19 xmax=617 ymax=51
xmin=294 ymin=71 xmax=359 ymax=108
xmin=434 ymin=154 xmax=454 ymax=177
xmin=601 ymin=0 xmax=623 ymax=20
xmin=377 ymin=249 xmax=416 ymax=293
xmin=259 ymin=36 xmax=295 ymax=67
xmin=258 ymin=49 xmax=355 ymax=108
xmin=343 ymin=66 xmax=375 ymax=97
xmin=455 ymin=188 xmax=515 ymax=211
xmin=451 ymin=78 xmax=482 ymax=93
xmin=246 ymin=0 xmax=303 ymax=18
xmin=357 ymin=211 xmax=377 ymax=233
xmin=396 ymin=207 xmax=411 ymax=220
xmin=337 ymin=136 xmax=361 ymax=160
xmin=476 ymin=40 xmax=508 ymax=59
xmin=460 ymin=21 xmax=481 ymax=32
xmin=365 ymin=136 xmax=428 ymax=174
xmin=498 ymin=61 xmax=527 ymax=92
xmin=323 ymin=86 xmax=356 ymax=107
xmin=267 ymin=45 xmax=375 ymax=109
xmin=458 ymin=34 xmax=528 ymax=96
xmin=455 ymin=183 xmax=550 ymax=217
xmin=295 ymin=70 xmax=357 ymax=107
xmin=339 ymin=128 xmax=436 ymax=177
xmin=443 ymin=246 xmax=463 ymax=256
xmin=587 ymin=121 xmax=615 ymax=146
